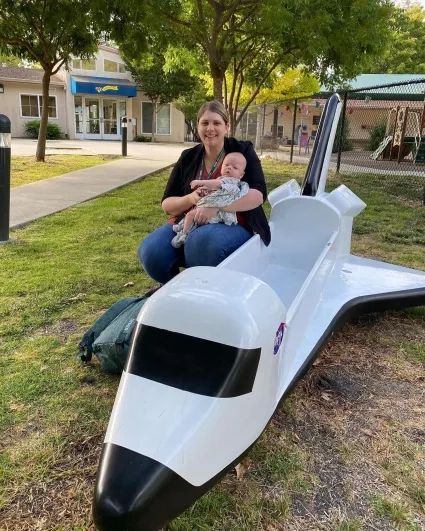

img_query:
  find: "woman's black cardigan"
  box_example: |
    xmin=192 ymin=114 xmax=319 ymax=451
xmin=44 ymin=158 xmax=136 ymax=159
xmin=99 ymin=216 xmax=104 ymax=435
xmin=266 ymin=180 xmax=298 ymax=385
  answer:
xmin=161 ymin=137 xmax=271 ymax=246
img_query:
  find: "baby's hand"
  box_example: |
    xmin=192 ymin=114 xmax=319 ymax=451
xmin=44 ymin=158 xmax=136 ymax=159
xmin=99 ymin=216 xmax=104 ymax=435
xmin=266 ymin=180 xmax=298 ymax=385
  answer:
xmin=197 ymin=186 xmax=210 ymax=197
xmin=190 ymin=180 xmax=204 ymax=189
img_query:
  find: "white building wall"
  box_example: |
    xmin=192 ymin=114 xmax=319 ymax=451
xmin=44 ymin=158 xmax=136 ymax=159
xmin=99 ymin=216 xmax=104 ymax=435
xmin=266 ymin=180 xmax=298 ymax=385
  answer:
xmin=64 ymin=46 xmax=136 ymax=140
xmin=0 ymin=46 xmax=186 ymax=142
xmin=0 ymin=80 xmax=66 ymax=138
xmin=131 ymin=91 xmax=185 ymax=143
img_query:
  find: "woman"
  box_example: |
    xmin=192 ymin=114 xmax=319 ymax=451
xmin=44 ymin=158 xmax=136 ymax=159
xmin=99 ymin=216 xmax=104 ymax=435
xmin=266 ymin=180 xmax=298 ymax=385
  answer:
xmin=138 ymin=101 xmax=271 ymax=284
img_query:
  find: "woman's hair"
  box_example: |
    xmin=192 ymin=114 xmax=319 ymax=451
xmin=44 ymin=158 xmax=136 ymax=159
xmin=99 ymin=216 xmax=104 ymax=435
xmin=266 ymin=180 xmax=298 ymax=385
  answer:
xmin=197 ymin=100 xmax=229 ymax=125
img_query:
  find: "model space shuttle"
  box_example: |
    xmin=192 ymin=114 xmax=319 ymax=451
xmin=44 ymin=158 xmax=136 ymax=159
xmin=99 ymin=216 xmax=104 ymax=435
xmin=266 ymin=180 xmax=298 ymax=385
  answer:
xmin=92 ymin=95 xmax=425 ymax=531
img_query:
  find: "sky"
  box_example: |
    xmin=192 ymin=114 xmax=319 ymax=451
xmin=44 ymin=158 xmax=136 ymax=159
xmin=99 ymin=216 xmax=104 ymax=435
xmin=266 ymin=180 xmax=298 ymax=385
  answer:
xmin=394 ymin=0 xmax=425 ymax=7
xmin=403 ymin=0 xmax=425 ymax=6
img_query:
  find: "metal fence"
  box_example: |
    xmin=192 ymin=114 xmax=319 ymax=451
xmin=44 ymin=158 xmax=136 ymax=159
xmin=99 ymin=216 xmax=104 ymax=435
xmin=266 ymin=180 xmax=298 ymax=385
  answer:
xmin=332 ymin=78 xmax=425 ymax=203
xmin=233 ymin=79 xmax=425 ymax=203
xmin=234 ymin=97 xmax=318 ymax=161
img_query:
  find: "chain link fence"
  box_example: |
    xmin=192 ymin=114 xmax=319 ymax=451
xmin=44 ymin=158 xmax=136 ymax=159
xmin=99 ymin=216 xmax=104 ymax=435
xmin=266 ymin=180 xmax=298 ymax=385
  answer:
xmin=331 ymin=78 xmax=425 ymax=203
xmin=234 ymin=97 xmax=318 ymax=161
xmin=233 ymin=80 xmax=425 ymax=204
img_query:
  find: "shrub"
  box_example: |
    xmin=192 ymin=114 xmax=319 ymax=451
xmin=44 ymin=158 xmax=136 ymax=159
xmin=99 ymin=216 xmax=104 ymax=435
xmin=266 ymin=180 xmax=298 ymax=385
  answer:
xmin=134 ymin=135 xmax=152 ymax=142
xmin=368 ymin=120 xmax=387 ymax=151
xmin=332 ymin=115 xmax=352 ymax=153
xmin=24 ymin=120 xmax=63 ymax=140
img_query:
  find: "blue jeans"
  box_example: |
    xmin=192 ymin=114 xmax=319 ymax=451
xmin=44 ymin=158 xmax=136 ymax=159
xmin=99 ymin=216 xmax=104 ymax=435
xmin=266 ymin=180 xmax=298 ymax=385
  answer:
xmin=138 ymin=222 xmax=252 ymax=284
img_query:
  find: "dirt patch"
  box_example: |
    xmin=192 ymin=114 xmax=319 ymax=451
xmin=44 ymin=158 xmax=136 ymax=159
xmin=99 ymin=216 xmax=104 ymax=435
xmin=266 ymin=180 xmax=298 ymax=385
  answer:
xmin=1 ymin=474 xmax=97 ymax=531
xmin=36 ymin=318 xmax=80 ymax=339
xmin=280 ymin=313 xmax=425 ymax=530
xmin=2 ymin=312 xmax=424 ymax=530
xmin=1 ymin=434 xmax=103 ymax=531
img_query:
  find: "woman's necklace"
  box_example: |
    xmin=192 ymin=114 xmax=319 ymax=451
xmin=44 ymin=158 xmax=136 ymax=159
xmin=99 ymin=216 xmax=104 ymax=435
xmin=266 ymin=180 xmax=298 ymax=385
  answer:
xmin=199 ymin=147 xmax=224 ymax=180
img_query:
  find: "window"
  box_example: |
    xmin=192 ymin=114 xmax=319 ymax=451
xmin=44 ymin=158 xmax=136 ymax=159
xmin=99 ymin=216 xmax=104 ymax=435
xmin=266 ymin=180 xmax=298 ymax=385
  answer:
xmin=72 ymin=58 xmax=95 ymax=70
xmin=312 ymin=115 xmax=321 ymax=126
xmin=20 ymin=95 xmax=39 ymax=117
xmin=104 ymin=59 xmax=126 ymax=73
xmin=142 ymin=102 xmax=171 ymax=135
xmin=74 ymin=96 xmax=83 ymax=134
xmin=156 ymin=105 xmax=171 ymax=134
xmin=40 ymin=96 xmax=57 ymax=118
xmin=142 ymin=102 xmax=153 ymax=133
xmin=21 ymin=94 xmax=57 ymax=118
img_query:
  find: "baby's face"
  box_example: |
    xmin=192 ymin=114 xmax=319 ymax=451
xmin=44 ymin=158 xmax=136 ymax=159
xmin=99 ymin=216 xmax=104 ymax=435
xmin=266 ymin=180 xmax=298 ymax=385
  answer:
xmin=221 ymin=154 xmax=246 ymax=178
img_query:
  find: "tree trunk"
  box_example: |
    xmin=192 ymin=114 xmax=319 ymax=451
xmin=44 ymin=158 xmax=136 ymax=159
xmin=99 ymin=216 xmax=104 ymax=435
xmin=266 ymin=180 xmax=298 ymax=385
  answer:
xmin=229 ymin=113 xmax=236 ymax=137
xmin=36 ymin=69 xmax=53 ymax=162
xmin=213 ymin=76 xmax=223 ymax=102
xmin=210 ymin=61 xmax=226 ymax=103
xmin=185 ymin=119 xmax=200 ymax=142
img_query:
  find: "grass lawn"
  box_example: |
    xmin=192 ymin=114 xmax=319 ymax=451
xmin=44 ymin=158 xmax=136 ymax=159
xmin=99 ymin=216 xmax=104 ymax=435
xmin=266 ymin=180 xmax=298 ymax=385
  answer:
xmin=0 ymin=159 xmax=424 ymax=530
xmin=11 ymin=155 xmax=121 ymax=187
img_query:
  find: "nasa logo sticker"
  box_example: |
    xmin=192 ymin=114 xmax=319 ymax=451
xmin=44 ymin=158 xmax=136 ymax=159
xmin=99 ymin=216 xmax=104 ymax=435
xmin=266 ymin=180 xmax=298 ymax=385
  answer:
xmin=274 ymin=322 xmax=285 ymax=355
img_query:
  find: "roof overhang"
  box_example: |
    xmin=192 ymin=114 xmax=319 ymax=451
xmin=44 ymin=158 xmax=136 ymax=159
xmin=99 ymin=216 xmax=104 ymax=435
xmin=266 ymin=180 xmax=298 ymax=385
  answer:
xmin=0 ymin=77 xmax=64 ymax=86
xmin=71 ymin=75 xmax=137 ymax=97
xmin=315 ymin=91 xmax=425 ymax=102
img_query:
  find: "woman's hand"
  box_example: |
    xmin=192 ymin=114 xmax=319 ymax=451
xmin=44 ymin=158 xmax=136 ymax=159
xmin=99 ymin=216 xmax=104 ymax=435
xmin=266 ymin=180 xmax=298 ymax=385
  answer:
xmin=193 ymin=206 xmax=219 ymax=225
xmin=220 ymin=189 xmax=263 ymax=212
xmin=162 ymin=191 xmax=202 ymax=216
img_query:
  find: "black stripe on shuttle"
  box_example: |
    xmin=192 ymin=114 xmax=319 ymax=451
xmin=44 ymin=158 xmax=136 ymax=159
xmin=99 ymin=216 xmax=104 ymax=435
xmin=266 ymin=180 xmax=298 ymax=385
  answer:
xmin=93 ymin=442 xmax=244 ymax=531
xmin=125 ymin=324 xmax=261 ymax=398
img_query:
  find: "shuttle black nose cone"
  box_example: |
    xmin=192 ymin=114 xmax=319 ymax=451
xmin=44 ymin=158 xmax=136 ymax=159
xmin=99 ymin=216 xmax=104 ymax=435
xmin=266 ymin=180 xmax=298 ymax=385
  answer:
xmin=93 ymin=443 xmax=207 ymax=531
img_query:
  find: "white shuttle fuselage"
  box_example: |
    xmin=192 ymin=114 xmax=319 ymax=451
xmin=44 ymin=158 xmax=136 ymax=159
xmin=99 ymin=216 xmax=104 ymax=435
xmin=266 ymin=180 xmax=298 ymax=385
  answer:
xmin=93 ymin=96 xmax=425 ymax=531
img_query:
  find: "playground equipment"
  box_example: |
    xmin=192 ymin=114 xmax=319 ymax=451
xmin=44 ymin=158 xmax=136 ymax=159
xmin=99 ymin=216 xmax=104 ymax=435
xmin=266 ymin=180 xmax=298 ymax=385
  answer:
xmin=92 ymin=94 xmax=425 ymax=531
xmin=371 ymin=102 xmax=425 ymax=162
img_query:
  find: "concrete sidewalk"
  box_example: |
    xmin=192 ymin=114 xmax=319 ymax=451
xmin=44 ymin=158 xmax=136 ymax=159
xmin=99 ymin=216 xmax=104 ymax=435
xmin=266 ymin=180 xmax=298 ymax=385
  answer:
xmin=10 ymin=148 xmax=187 ymax=229
xmin=11 ymin=138 xmax=192 ymax=158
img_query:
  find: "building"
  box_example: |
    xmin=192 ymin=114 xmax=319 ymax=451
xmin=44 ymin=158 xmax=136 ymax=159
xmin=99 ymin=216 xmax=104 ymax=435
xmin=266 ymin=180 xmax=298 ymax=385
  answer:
xmin=237 ymin=74 xmax=425 ymax=150
xmin=237 ymin=101 xmax=324 ymax=149
xmin=0 ymin=45 xmax=185 ymax=142
xmin=0 ymin=67 xmax=67 ymax=138
xmin=318 ymin=74 xmax=425 ymax=149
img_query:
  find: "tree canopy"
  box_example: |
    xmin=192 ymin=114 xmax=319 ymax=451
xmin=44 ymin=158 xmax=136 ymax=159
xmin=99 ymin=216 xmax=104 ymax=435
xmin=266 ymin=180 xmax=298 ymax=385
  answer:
xmin=0 ymin=0 xmax=104 ymax=160
xmin=124 ymin=52 xmax=198 ymax=141
xmin=0 ymin=51 xmax=24 ymax=67
xmin=116 ymin=0 xmax=393 ymax=134
xmin=365 ymin=3 xmax=425 ymax=74
xmin=173 ymin=78 xmax=209 ymax=141
xmin=131 ymin=1 xmax=393 ymax=91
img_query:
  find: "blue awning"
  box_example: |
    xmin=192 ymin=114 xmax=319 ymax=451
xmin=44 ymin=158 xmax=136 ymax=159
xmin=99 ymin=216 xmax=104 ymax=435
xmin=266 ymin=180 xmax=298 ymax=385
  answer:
xmin=70 ymin=75 xmax=137 ymax=97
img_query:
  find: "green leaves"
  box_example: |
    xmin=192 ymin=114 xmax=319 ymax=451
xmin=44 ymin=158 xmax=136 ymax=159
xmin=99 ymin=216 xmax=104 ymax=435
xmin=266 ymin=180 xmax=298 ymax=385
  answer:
xmin=365 ymin=3 xmax=425 ymax=74
xmin=125 ymin=53 xmax=197 ymax=106
xmin=0 ymin=0 xmax=116 ymax=160
xmin=0 ymin=0 xmax=103 ymax=67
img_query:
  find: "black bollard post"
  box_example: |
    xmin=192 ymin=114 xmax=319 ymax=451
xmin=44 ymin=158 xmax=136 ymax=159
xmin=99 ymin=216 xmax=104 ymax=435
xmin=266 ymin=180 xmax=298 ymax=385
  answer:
xmin=122 ymin=117 xmax=128 ymax=157
xmin=0 ymin=114 xmax=11 ymax=243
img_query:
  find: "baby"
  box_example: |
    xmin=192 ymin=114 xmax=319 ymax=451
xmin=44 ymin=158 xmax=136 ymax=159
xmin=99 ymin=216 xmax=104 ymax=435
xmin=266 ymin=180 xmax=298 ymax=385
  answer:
xmin=171 ymin=152 xmax=249 ymax=248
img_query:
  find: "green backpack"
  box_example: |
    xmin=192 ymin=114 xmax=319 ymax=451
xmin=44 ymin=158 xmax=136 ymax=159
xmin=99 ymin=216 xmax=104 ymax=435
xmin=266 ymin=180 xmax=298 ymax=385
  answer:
xmin=78 ymin=288 xmax=158 ymax=373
